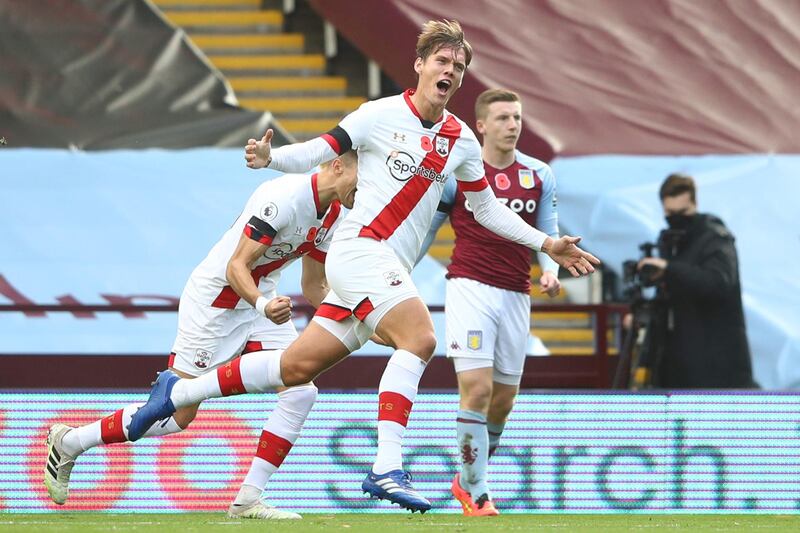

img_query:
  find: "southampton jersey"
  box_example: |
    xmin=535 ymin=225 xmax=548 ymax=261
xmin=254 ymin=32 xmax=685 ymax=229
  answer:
xmin=445 ymin=152 xmax=558 ymax=293
xmin=184 ymin=173 xmax=342 ymax=309
xmin=321 ymin=89 xmax=486 ymax=271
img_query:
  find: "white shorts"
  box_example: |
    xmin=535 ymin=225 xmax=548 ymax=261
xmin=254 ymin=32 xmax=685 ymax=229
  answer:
xmin=312 ymin=237 xmax=419 ymax=350
xmin=170 ymin=294 xmax=298 ymax=377
xmin=445 ymin=277 xmax=530 ymax=386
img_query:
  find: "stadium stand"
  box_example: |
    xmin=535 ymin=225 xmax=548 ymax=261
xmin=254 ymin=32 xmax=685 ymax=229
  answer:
xmin=152 ymin=0 xmax=366 ymax=140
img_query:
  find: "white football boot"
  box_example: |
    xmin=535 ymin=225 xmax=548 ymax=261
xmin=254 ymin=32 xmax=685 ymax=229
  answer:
xmin=44 ymin=423 xmax=77 ymax=504
xmin=227 ymin=499 xmax=302 ymax=520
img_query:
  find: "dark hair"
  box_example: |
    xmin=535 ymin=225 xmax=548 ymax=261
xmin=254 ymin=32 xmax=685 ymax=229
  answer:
xmin=475 ymin=89 xmax=520 ymax=120
xmin=416 ymin=20 xmax=473 ymax=67
xmin=659 ymin=173 xmax=696 ymax=203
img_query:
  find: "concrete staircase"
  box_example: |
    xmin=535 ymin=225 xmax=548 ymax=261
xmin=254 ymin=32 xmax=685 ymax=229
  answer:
xmin=153 ymin=0 xmax=365 ymax=141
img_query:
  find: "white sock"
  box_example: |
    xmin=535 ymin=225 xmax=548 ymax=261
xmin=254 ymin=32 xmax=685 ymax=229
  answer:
xmin=241 ymin=384 xmax=317 ymax=491
xmin=169 ymin=372 xmax=222 ymax=409
xmin=233 ymin=483 xmax=263 ymax=506
xmin=170 ymin=350 xmax=285 ymax=408
xmin=61 ymin=403 xmax=182 ymax=456
xmin=372 ymin=349 xmax=427 ymax=475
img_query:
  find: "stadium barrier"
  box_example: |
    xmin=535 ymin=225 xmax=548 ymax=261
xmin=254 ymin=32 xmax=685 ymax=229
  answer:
xmin=1 ymin=392 xmax=798 ymax=513
xmin=0 ymin=303 xmax=628 ymax=389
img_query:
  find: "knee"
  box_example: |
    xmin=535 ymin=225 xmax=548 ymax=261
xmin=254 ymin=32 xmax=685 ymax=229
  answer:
xmin=407 ymin=331 xmax=437 ymax=360
xmin=463 ymin=383 xmax=493 ymax=412
xmin=280 ymin=359 xmax=318 ymax=388
xmin=489 ymin=391 xmax=517 ymax=421
xmin=280 ymin=382 xmax=319 ymax=413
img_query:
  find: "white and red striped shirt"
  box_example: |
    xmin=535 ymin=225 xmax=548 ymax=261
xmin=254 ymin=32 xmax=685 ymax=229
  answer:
xmin=324 ymin=90 xmax=486 ymax=270
xmin=184 ymin=173 xmax=342 ymax=309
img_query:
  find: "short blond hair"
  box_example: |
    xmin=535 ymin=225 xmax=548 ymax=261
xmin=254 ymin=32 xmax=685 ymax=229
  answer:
xmin=320 ymin=149 xmax=357 ymax=169
xmin=475 ymin=89 xmax=520 ymax=120
xmin=416 ymin=19 xmax=473 ymax=66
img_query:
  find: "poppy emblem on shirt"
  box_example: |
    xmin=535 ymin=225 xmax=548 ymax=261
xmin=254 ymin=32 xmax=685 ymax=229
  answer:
xmin=518 ymin=169 xmax=535 ymax=189
xmin=435 ymin=136 xmax=449 ymax=156
xmin=420 ymin=136 xmax=433 ymax=153
xmin=494 ymin=173 xmax=511 ymax=191
xmin=305 ymin=227 xmax=317 ymax=242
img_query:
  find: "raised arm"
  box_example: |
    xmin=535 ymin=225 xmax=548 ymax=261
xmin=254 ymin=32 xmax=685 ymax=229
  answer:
xmin=245 ymin=101 xmax=377 ymax=172
xmin=245 ymin=129 xmax=337 ymax=173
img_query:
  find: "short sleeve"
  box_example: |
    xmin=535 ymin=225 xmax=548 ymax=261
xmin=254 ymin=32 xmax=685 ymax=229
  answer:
xmin=516 ymin=150 xmax=559 ymax=236
xmin=243 ymin=189 xmax=296 ymax=245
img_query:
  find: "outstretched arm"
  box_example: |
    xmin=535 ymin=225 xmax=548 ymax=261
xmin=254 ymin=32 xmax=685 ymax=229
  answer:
xmin=463 ymin=183 xmax=599 ymax=276
xmin=245 ymin=129 xmax=338 ymax=173
xmin=246 ymin=102 xmax=376 ymax=173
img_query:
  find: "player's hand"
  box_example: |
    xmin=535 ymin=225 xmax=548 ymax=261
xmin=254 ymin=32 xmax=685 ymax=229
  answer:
xmin=543 ymin=235 xmax=600 ymax=277
xmin=539 ymin=271 xmax=561 ymax=297
xmin=245 ymin=129 xmax=273 ymax=169
xmin=265 ymin=295 xmax=292 ymax=324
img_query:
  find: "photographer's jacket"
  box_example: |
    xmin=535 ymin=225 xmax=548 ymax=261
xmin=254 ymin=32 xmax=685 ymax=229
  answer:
xmin=658 ymin=214 xmax=756 ymax=387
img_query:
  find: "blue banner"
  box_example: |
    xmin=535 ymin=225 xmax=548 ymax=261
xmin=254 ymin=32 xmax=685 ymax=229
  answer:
xmin=2 ymin=392 xmax=799 ymax=513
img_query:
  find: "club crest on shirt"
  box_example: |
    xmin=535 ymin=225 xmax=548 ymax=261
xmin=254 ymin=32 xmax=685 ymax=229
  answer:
xmin=494 ymin=172 xmax=511 ymax=191
xmin=261 ymin=202 xmax=279 ymax=221
xmin=194 ymin=349 xmax=212 ymax=369
xmin=518 ymin=169 xmax=535 ymax=189
xmin=314 ymin=226 xmax=329 ymax=246
xmin=383 ymin=270 xmax=403 ymax=287
xmin=435 ymin=136 xmax=449 ymax=157
xmin=467 ymin=330 xmax=483 ymax=351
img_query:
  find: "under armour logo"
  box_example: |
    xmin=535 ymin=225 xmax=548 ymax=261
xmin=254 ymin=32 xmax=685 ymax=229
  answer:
xmin=393 ymin=132 xmax=406 ymax=143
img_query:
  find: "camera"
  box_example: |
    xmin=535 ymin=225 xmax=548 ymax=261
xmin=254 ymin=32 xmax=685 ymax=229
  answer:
xmin=614 ymin=228 xmax=686 ymax=389
xmin=621 ymin=229 xmax=687 ymax=293
xmin=622 ymin=242 xmax=659 ymax=290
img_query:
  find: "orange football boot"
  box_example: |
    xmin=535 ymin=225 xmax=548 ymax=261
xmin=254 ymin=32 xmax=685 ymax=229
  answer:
xmin=451 ymin=473 xmax=499 ymax=516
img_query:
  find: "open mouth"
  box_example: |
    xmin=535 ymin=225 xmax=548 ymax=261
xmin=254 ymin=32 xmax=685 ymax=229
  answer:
xmin=435 ymin=79 xmax=452 ymax=95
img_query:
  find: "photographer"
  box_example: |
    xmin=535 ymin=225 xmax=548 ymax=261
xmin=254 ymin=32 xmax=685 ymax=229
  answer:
xmin=633 ymin=173 xmax=757 ymax=388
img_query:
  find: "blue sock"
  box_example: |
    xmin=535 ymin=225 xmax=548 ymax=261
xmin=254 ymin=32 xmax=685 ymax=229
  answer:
xmin=456 ymin=409 xmax=489 ymax=500
xmin=487 ymin=420 xmax=505 ymax=458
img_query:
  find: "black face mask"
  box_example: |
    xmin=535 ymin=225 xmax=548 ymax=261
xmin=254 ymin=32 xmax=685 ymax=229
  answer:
xmin=665 ymin=214 xmax=695 ymax=231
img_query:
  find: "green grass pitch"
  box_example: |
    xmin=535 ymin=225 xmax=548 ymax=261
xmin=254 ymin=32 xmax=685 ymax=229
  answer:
xmin=2 ymin=514 xmax=799 ymax=532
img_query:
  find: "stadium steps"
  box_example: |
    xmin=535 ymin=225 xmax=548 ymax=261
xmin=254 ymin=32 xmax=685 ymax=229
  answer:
xmin=153 ymin=0 xmax=365 ymax=140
